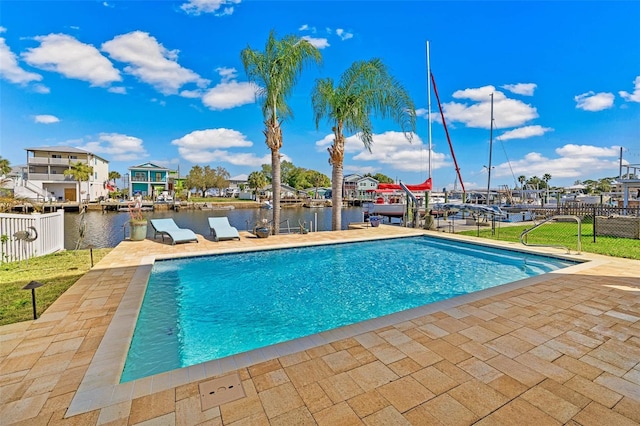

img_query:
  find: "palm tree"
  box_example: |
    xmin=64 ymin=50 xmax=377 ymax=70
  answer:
xmin=248 ymin=171 xmax=267 ymax=200
xmin=517 ymin=175 xmax=526 ymax=189
xmin=64 ymin=161 xmax=94 ymax=203
xmin=311 ymin=58 xmax=416 ymax=230
xmin=542 ymin=173 xmax=552 ymax=188
xmin=109 ymin=171 xmax=121 ymax=186
xmin=0 ymin=156 xmax=10 ymax=176
xmin=241 ymin=30 xmax=322 ymax=233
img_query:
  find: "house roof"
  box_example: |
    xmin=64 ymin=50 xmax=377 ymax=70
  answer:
xmin=357 ymin=176 xmax=379 ymax=184
xmin=229 ymin=174 xmax=248 ymax=182
xmin=343 ymin=174 xmax=363 ymax=182
xmin=129 ymin=162 xmax=169 ymax=171
xmin=25 ymin=146 xmax=109 ymax=163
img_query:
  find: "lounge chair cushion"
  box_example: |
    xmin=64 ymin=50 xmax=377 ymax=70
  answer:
xmin=149 ymin=218 xmax=199 ymax=245
xmin=208 ymin=217 xmax=241 ymax=242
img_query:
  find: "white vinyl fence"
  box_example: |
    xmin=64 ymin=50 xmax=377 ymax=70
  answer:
xmin=0 ymin=210 xmax=65 ymax=263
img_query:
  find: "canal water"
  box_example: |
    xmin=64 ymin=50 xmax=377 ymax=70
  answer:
xmin=63 ymin=207 xmax=366 ymax=250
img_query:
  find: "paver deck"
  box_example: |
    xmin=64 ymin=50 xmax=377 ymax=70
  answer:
xmin=1 ymin=226 xmax=639 ymax=425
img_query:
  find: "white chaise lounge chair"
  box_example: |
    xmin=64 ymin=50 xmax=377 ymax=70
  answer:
xmin=208 ymin=217 xmax=241 ymax=242
xmin=149 ymin=218 xmax=199 ymax=245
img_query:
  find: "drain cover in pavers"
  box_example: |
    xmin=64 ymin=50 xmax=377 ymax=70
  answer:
xmin=199 ymin=372 xmax=245 ymax=410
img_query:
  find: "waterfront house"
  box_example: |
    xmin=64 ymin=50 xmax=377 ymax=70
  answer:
xmin=23 ymin=146 xmax=109 ymax=202
xmin=356 ymin=176 xmax=379 ymax=200
xmin=342 ymin=174 xmax=362 ymax=199
xmin=128 ymin=162 xmax=170 ymax=198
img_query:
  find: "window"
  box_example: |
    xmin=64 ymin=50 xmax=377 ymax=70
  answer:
xmin=52 ymin=154 xmax=62 ymax=159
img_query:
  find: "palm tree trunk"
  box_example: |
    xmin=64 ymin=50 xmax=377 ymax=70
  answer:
xmin=329 ymin=126 xmax=345 ymax=231
xmin=331 ymin=160 xmax=343 ymax=231
xmin=271 ymin=148 xmax=281 ymax=234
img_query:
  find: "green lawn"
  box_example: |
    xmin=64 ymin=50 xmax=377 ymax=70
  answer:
xmin=458 ymin=222 xmax=640 ymax=260
xmin=0 ymin=249 xmax=112 ymax=325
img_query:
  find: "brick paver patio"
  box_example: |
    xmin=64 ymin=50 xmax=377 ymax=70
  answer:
xmin=1 ymin=226 xmax=638 ymax=425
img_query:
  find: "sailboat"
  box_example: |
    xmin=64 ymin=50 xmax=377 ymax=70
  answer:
xmin=363 ymin=41 xmax=464 ymax=221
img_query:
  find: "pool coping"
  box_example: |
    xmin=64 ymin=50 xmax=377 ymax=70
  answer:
xmin=66 ymin=230 xmax=598 ymax=417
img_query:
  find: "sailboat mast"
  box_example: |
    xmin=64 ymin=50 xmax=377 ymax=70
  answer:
xmin=426 ymin=41 xmax=432 ymax=180
xmin=486 ymin=93 xmax=494 ymax=205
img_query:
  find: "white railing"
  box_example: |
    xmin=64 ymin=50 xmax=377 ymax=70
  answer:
xmin=0 ymin=211 xmax=65 ymax=263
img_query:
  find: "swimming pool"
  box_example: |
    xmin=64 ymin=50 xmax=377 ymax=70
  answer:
xmin=121 ymin=236 xmax=577 ymax=382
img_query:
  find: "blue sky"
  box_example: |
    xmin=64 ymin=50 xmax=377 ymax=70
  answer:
xmin=1 ymin=0 xmax=639 ymax=191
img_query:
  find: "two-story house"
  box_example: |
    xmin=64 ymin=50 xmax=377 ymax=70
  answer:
xmin=356 ymin=176 xmax=379 ymax=200
xmin=24 ymin=146 xmax=109 ymax=202
xmin=128 ymin=163 xmax=170 ymax=198
xmin=342 ymin=174 xmax=362 ymax=199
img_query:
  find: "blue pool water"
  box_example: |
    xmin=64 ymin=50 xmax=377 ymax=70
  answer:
xmin=121 ymin=237 xmax=577 ymax=382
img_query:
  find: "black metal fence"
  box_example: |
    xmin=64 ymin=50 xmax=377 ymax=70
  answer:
xmin=456 ymin=206 xmax=640 ymax=260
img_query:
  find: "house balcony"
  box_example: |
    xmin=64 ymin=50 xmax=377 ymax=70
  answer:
xmin=131 ymin=177 xmax=167 ymax=183
xmin=27 ymin=173 xmax=75 ymax=182
xmin=27 ymin=158 xmax=87 ymax=166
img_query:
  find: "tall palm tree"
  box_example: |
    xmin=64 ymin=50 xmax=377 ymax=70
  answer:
xmin=241 ymin=30 xmax=322 ymax=234
xmin=64 ymin=161 xmax=93 ymax=203
xmin=311 ymin=58 xmax=416 ymax=230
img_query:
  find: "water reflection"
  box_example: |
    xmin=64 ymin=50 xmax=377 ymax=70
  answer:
xmin=64 ymin=207 xmax=365 ymax=250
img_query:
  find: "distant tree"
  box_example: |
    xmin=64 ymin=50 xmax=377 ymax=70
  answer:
xmin=206 ymin=166 xmax=230 ymax=195
xmin=241 ymin=30 xmax=322 ymax=233
xmin=280 ymin=161 xmax=297 ymax=187
xmin=517 ymin=175 xmax=526 ymax=189
xmin=365 ymin=172 xmax=393 ymax=183
xmin=307 ymin=170 xmax=330 ymax=198
xmin=64 ymin=161 xmax=93 ymax=202
xmin=248 ymin=171 xmax=267 ymax=199
xmin=311 ymin=58 xmax=416 ymax=230
xmin=595 ymin=178 xmax=613 ymax=193
xmin=542 ymin=173 xmax=551 ymax=186
xmin=185 ymin=165 xmax=206 ymax=196
xmin=0 ymin=156 xmax=10 ymax=176
xmin=260 ymin=164 xmax=272 ymax=183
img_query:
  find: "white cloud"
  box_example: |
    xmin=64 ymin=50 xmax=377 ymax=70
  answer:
xmin=502 ymin=83 xmax=537 ymax=96
xmin=619 ymin=76 xmax=640 ymax=102
xmin=32 ymin=84 xmax=50 ymax=94
xmin=301 ymin=36 xmax=330 ymax=49
xmin=0 ymin=27 xmax=6 ymax=33
xmin=415 ymin=108 xmax=429 ymax=118
xmin=200 ymin=67 xmax=256 ymax=110
xmin=201 ymin=81 xmax=256 ymax=109
xmin=22 ymin=33 xmax=120 ymax=86
xmin=77 ymin=133 xmax=148 ymax=162
xmin=443 ymin=86 xmax=538 ymax=129
xmin=491 ymin=144 xmax=622 ymax=181
xmin=574 ymin=91 xmax=615 ymax=111
xmin=299 ymin=24 xmax=309 ymax=31
xmin=336 ymin=29 xmax=353 ymax=41
xmin=180 ymin=89 xmax=203 ymax=99
xmin=34 ymin=114 xmax=59 ymax=124
xmin=171 ymin=128 xmax=258 ymax=163
xmin=496 ymin=125 xmax=553 ymax=141
xmin=316 ymin=131 xmax=449 ymax=173
xmin=216 ymin=66 xmax=237 ymax=82
xmin=180 ymin=0 xmax=240 ymax=16
xmin=102 ymin=31 xmax=208 ymax=95
xmin=108 ymin=86 xmax=127 ymax=94
xmin=0 ymin=38 xmax=43 ymax=84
